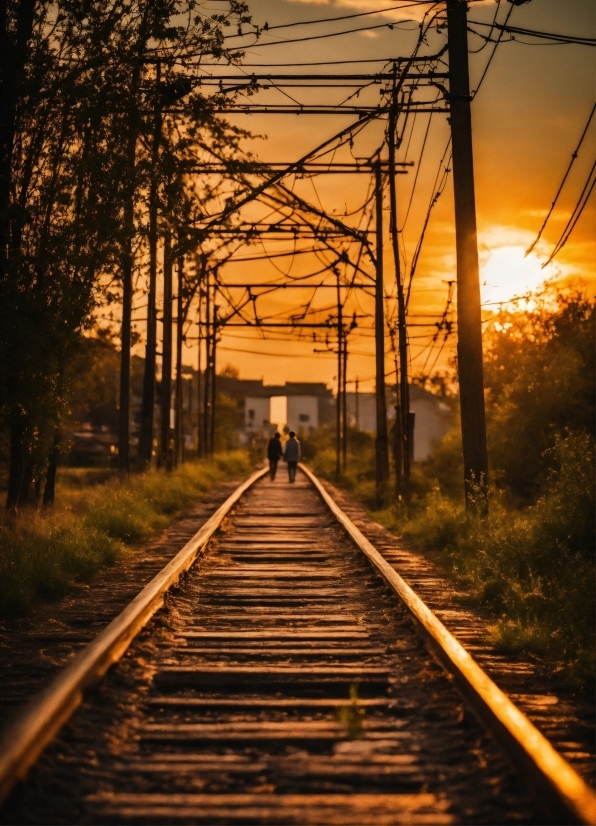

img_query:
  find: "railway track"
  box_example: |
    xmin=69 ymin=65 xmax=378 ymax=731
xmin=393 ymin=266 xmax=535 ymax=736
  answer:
xmin=0 ymin=467 xmax=594 ymax=825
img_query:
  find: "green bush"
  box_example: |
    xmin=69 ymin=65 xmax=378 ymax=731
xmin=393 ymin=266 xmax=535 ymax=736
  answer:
xmin=384 ymin=432 xmax=595 ymax=690
xmin=0 ymin=451 xmax=252 ymax=617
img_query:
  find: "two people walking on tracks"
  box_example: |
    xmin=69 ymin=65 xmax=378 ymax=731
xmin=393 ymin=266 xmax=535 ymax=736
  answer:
xmin=266 ymin=431 xmax=301 ymax=483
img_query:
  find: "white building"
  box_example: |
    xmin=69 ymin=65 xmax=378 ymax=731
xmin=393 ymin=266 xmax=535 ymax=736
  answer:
xmin=346 ymin=385 xmax=452 ymax=462
xmin=287 ymin=395 xmax=319 ymax=433
xmin=244 ymin=396 xmax=270 ymax=434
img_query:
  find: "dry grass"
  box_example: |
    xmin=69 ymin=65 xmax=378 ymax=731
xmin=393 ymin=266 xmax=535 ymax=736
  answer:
xmin=0 ymin=452 xmax=252 ymax=617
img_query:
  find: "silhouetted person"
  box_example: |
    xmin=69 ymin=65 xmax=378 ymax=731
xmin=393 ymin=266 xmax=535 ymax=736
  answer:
xmin=283 ymin=431 xmax=301 ymax=483
xmin=267 ymin=432 xmax=283 ymax=481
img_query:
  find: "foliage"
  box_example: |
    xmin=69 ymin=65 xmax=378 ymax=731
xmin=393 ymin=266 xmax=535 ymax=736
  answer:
xmin=378 ymin=432 xmax=595 ymax=690
xmin=0 ymin=451 xmax=252 ymax=617
xmin=0 ymin=0 xmax=254 ymax=506
xmin=483 ymin=292 xmax=595 ymax=500
xmin=67 ymin=332 xmax=121 ymax=433
xmin=214 ymin=392 xmax=245 ymax=452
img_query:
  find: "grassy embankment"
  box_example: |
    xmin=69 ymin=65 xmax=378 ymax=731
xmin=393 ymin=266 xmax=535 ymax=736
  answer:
xmin=0 ymin=451 xmax=252 ymax=618
xmin=304 ymin=428 xmax=594 ymax=692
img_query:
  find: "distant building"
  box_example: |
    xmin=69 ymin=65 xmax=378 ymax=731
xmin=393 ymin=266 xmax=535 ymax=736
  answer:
xmin=287 ymin=395 xmax=319 ymax=433
xmin=244 ymin=396 xmax=271 ymax=434
xmin=346 ymin=384 xmax=452 ymax=462
xmin=244 ymin=381 xmax=334 ymax=436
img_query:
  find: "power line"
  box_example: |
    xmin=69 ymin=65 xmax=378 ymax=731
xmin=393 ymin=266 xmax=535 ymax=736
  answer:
xmin=224 ymin=19 xmax=418 ymax=48
xmin=471 ymin=4 xmax=514 ymax=96
xmin=542 ymin=160 xmax=596 ymax=266
xmin=204 ymin=104 xmax=448 ymax=115
xmin=526 ymin=102 xmax=596 ymax=255
xmin=468 ymin=19 xmax=596 ymax=47
xmin=236 ymin=2 xmax=441 ymax=35
xmin=219 ymin=56 xmax=442 ymax=68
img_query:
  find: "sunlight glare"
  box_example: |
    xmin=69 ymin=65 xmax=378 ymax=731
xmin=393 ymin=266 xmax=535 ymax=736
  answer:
xmin=480 ymin=246 xmax=553 ymax=306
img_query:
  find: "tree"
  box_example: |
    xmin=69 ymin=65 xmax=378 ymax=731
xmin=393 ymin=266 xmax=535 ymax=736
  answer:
xmin=0 ymin=0 xmax=252 ymax=507
xmin=483 ymin=292 xmax=595 ymax=501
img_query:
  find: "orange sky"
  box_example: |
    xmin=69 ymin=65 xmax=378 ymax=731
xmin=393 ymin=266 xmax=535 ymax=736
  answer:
xmin=126 ymin=0 xmax=595 ymax=393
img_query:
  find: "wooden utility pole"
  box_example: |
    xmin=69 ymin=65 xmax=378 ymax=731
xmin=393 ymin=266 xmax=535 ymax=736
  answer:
xmin=203 ymin=275 xmax=211 ymax=455
xmin=160 ymin=231 xmax=173 ymax=469
xmin=138 ymin=62 xmax=162 ymax=469
xmin=374 ymin=162 xmax=390 ymax=492
xmin=388 ymin=89 xmax=411 ymax=491
xmin=391 ymin=332 xmax=403 ymax=497
xmin=342 ymin=331 xmax=348 ymax=473
xmin=355 ymin=378 xmax=360 ymax=430
xmin=174 ymin=254 xmax=184 ymax=467
xmin=118 ymin=253 xmax=132 ymax=475
xmin=210 ymin=299 xmax=218 ymax=456
xmin=447 ymin=0 xmax=489 ymax=512
xmin=117 ymin=117 xmax=138 ymax=474
xmin=197 ymin=292 xmax=203 ymax=457
xmin=335 ymin=273 xmax=343 ymax=477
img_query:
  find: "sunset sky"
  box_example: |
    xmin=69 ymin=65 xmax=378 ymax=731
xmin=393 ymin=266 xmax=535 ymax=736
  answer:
xmin=144 ymin=0 xmax=595 ymax=392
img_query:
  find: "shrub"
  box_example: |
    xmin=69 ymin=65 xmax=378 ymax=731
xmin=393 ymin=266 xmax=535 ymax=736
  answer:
xmin=0 ymin=451 xmax=252 ymax=617
xmin=390 ymin=432 xmax=595 ymax=689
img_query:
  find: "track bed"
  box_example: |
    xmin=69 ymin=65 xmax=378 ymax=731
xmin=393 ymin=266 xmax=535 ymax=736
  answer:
xmin=1 ymin=473 xmax=542 ymax=824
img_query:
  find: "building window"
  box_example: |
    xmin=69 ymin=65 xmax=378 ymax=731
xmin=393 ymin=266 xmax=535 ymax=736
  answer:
xmin=248 ymin=409 xmax=255 ymax=419
xmin=299 ymin=414 xmax=310 ymax=422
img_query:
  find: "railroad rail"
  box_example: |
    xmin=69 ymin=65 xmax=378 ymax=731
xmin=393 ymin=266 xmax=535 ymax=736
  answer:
xmin=0 ymin=467 xmax=594 ymax=824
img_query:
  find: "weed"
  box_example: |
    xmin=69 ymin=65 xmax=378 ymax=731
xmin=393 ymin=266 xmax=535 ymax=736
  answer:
xmin=0 ymin=451 xmax=252 ymax=618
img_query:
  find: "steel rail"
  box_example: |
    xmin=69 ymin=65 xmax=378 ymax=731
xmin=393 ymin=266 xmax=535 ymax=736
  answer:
xmin=0 ymin=464 xmax=594 ymax=825
xmin=300 ymin=463 xmax=596 ymax=826
xmin=0 ymin=466 xmax=268 ymax=806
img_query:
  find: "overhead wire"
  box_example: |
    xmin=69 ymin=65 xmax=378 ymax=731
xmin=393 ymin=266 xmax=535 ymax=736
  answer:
xmin=541 ymin=160 xmax=596 ymax=266
xmin=526 ymin=101 xmax=596 ymax=255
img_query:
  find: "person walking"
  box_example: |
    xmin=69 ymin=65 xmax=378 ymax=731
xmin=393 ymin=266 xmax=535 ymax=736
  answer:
xmin=283 ymin=431 xmax=301 ymax=483
xmin=267 ymin=432 xmax=283 ymax=481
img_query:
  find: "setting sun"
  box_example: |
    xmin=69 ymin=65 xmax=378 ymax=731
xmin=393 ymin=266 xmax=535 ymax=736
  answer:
xmin=480 ymin=246 xmax=555 ymax=306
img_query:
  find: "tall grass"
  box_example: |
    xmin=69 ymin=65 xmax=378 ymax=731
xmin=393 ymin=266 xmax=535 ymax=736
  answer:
xmin=0 ymin=451 xmax=252 ymax=617
xmin=374 ymin=433 xmax=595 ymax=691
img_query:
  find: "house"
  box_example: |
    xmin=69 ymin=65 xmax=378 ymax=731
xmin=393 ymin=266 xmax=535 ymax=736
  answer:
xmin=243 ymin=381 xmax=334 ymax=435
xmin=287 ymin=395 xmax=319 ymax=433
xmin=346 ymin=384 xmax=452 ymax=462
xmin=244 ymin=396 xmax=271 ymax=433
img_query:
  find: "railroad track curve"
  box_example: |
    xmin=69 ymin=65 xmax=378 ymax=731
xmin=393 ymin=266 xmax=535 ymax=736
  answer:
xmin=0 ymin=466 xmax=594 ymax=825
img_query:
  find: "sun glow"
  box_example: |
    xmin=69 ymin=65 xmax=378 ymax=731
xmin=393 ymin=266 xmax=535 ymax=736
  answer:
xmin=480 ymin=245 xmax=556 ymax=306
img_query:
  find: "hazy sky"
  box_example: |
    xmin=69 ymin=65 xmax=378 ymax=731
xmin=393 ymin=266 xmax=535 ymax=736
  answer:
xmin=169 ymin=0 xmax=595 ymax=391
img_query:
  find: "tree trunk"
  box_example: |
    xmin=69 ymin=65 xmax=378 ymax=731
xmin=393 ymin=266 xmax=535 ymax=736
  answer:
xmin=138 ymin=73 xmax=162 ymax=469
xmin=43 ymin=433 xmax=60 ymax=506
xmin=174 ymin=254 xmax=184 ymax=466
xmin=6 ymin=416 xmax=26 ymax=510
xmin=160 ymin=231 xmax=173 ymax=469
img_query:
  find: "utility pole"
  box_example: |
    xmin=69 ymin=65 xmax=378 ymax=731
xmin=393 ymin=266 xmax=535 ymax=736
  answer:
xmin=336 ymin=272 xmax=343 ymax=477
xmin=374 ymin=162 xmax=390 ymax=494
xmin=355 ymin=378 xmax=360 ymax=430
xmin=197 ymin=291 xmax=203 ymax=457
xmin=118 ymin=256 xmax=132 ymax=475
xmin=174 ymin=254 xmax=184 ymax=467
xmin=447 ymin=0 xmax=489 ymax=513
xmin=210 ymin=299 xmax=218 ymax=456
xmin=342 ymin=330 xmax=348 ymax=473
xmin=390 ymin=327 xmax=403 ymax=497
xmin=138 ymin=60 xmax=162 ymax=469
xmin=160 ymin=230 xmax=173 ymax=470
xmin=388 ymin=82 xmax=411 ymax=492
xmin=203 ymin=273 xmax=211 ymax=455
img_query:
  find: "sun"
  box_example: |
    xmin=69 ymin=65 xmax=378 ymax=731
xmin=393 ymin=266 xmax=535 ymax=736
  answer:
xmin=479 ymin=246 xmax=554 ymax=306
